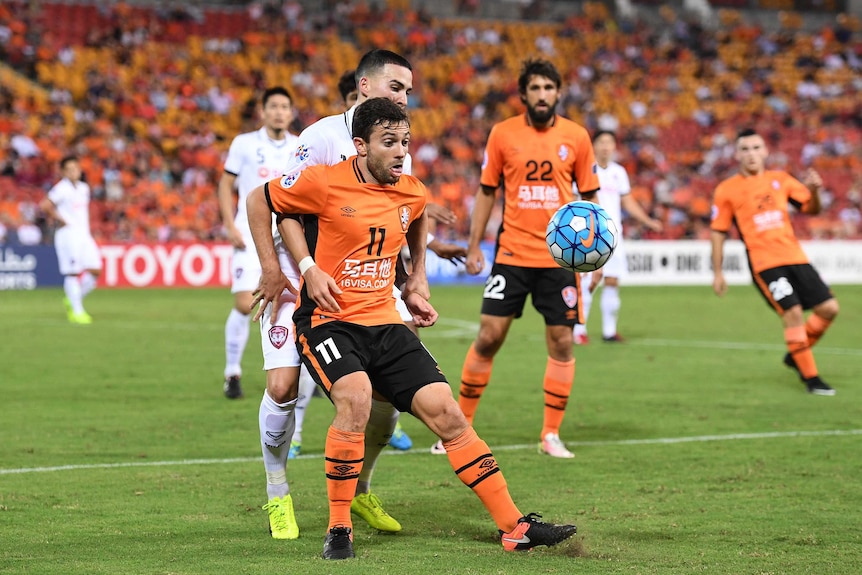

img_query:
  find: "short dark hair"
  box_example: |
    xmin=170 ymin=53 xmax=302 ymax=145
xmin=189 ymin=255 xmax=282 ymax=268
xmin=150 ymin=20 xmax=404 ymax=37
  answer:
xmin=60 ymin=155 xmax=78 ymax=169
xmin=736 ymin=128 xmax=758 ymax=140
xmin=518 ymin=58 xmax=562 ymax=94
xmin=592 ymin=130 xmax=617 ymax=143
xmin=352 ymin=97 xmax=409 ymax=143
xmin=262 ymin=86 xmax=292 ymax=107
xmin=338 ymin=69 xmax=357 ymax=102
xmin=355 ymin=49 xmax=412 ymax=84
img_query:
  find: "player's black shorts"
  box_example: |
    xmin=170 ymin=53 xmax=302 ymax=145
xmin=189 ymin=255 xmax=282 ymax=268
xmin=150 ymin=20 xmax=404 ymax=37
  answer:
xmin=480 ymin=263 xmax=581 ymax=326
xmin=296 ymin=321 xmax=447 ymax=414
xmin=754 ymin=264 xmax=833 ymax=313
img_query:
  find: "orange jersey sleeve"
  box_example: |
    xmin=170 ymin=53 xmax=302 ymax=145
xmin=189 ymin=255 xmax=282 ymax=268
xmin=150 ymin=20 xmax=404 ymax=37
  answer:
xmin=710 ymin=170 xmax=810 ymax=273
xmin=271 ymin=159 xmax=427 ymax=328
xmin=480 ymin=115 xmax=599 ymax=268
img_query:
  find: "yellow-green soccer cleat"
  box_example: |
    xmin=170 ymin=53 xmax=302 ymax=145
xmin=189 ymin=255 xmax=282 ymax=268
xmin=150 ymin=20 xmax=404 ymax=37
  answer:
xmin=350 ymin=492 xmax=401 ymax=532
xmin=262 ymin=494 xmax=299 ymax=540
xmin=69 ymin=311 xmax=93 ymax=325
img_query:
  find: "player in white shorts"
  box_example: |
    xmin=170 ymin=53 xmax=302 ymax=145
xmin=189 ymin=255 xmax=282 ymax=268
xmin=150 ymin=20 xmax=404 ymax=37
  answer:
xmin=218 ymin=87 xmax=297 ymax=399
xmin=274 ymin=49 xmax=465 ymax=534
xmin=39 ymin=155 xmax=102 ymax=325
xmin=575 ymin=130 xmax=662 ymax=343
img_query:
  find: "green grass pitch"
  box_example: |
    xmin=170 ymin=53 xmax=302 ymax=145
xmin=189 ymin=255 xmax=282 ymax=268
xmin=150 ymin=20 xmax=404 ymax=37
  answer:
xmin=1 ymin=284 xmax=860 ymax=574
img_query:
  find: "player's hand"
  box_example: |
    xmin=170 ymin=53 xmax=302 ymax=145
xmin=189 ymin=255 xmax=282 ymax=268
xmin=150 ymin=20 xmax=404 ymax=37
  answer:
xmin=429 ymin=240 xmax=467 ymax=264
xmin=803 ymin=169 xmax=823 ymax=192
xmin=465 ymin=245 xmax=485 ymax=276
xmin=646 ymin=218 xmax=664 ymax=233
xmin=251 ymin=268 xmax=295 ymax=322
xmin=712 ymin=274 xmax=727 ymax=297
xmin=404 ymin=291 xmax=438 ymax=327
xmin=588 ymin=269 xmax=603 ymax=293
xmin=226 ymin=225 xmax=246 ymax=249
xmin=426 ymin=203 xmax=457 ymax=225
xmin=304 ymin=265 xmax=342 ymax=313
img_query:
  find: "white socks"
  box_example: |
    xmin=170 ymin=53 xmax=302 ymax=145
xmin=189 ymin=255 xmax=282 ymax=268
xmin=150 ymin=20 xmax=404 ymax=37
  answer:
xmin=259 ymin=390 xmax=297 ymax=500
xmin=292 ymin=365 xmax=317 ymax=446
xmin=601 ymin=286 xmax=621 ymax=338
xmin=575 ymin=276 xmax=594 ymax=337
xmin=356 ymin=399 xmax=398 ymax=494
xmin=224 ymin=308 xmax=250 ymax=377
xmin=64 ymin=276 xmax=84 ymax=314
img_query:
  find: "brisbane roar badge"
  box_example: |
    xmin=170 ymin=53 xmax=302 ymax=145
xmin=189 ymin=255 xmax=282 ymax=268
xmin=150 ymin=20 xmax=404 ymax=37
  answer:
xmin=399 ymin=205 xmax=412 ymax=232
xmin=562 ymin=285 xmax=578 ymax=308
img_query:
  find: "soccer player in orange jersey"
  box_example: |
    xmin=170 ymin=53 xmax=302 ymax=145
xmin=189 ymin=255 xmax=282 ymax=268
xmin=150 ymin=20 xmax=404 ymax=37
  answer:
xmin=247 ymin=98 xmax=577 ymax=560
xmin=441 ymin=59 xmax=600 ymax=459
xmin=711 ymin=128 xmax=839 ymax=396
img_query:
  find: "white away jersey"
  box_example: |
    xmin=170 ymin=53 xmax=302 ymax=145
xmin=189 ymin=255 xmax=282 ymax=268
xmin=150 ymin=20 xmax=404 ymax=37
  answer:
xmin=47 ymin=178 xmax=92 ymax=232
xmin=575 ymin=161 xmax=630 ymax=233
xmin=223 ymin=126 xmax=298 ymax=242
xmin=285 ymin=105 xmax=413 ymax=174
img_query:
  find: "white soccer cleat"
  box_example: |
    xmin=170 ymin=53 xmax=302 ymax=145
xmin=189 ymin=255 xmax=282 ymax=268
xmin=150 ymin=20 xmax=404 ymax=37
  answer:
xmin=540 ymin=433 xmax=574 ymax=458
xmin=430 ymin=439 xmax=446 ymax=455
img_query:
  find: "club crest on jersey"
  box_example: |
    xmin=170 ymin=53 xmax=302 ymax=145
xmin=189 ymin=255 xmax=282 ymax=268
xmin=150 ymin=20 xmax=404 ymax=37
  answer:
xmin=294 ymin=144 xmax=310 ymax=162
xmin=280 ymin=172 xmax=299 ymax=189
xmin=268 ymin=325 xmax=288 ymax=349
xmin=562 ymin=286 xmax=578 ymax=308
xmin=558 ymin=145 xmax=569 ymax=161
xmin=399 ymin=205 xmax=412 ymax=231
xmin=772 ymin=180 xmax=780 ymax=190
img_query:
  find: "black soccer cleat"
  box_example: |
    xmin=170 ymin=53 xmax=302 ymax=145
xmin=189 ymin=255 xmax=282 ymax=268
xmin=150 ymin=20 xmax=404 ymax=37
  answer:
xmin=499 ymin=513 xmax=577 ymax=551
xmin=804 ymin=376 xmax=836 ymax=396
xmin=322 ymin=525 xmax=355 ymax=559
xmin=223 ymin=375 xmax=243 ymax=399
xmin=602 ymin=334 xmax=625 ymax=343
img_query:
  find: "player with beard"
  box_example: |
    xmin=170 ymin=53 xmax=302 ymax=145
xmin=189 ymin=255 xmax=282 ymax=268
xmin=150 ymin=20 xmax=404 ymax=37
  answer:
xmin=432 ymin=59 xmax=600 ymax=458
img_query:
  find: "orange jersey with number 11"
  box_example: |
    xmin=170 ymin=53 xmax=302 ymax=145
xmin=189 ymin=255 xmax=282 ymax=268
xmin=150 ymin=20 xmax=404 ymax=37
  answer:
xmin=265 ymin=158 xmax=427 ymax=328
xmin=481 ymin=114 xmax=599 ymax=268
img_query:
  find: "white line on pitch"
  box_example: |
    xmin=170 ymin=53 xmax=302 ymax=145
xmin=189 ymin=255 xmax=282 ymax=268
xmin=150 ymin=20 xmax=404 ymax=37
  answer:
xmin=2 ymin=429 xmax=859 ymax=476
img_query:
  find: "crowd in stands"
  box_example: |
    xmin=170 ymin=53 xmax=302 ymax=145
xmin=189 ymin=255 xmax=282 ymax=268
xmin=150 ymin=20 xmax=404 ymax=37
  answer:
xmin=0 ymin=0 xmax=860 ymax=247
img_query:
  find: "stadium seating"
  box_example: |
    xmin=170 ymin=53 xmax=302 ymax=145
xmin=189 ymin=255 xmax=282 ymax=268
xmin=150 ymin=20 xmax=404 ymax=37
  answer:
xmin=0 ymin=1 xmax=859 ymax=243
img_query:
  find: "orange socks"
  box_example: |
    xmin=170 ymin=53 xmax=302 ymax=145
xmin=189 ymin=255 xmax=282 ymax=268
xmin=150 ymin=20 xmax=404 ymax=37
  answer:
xmin=805 ymin=314 xmax=832 ymax=348
xmin=541 ymin=357 xmax=575 ymax=438
xmin=324 ymin=426 xmax=364 ymax=530
xmin=444 ymin=426 xmax=521 ymax=533
xmin=785 ymin=325 xmax=817 ymax=379
xmin=458 ymin=343 xmax=493 ymax=425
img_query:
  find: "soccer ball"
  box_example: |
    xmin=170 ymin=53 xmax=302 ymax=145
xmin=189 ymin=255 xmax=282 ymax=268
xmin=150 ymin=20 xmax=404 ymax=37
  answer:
xmin=546 ymin=201 xmax=618 ymax=272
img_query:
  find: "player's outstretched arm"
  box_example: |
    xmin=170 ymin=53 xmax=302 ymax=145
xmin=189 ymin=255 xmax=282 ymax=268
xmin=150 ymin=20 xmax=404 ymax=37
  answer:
xmin=465 ymin=185 xmax=496 ymax=275
xmin=277 ymin=217 xmax=342 ymax=313
xmin=247 ymin=185 xmax=295 ymax=321
xmin=621 ymin=194 xmax=663 ymax=232
xmin=710 ymin=230 xmax=728 ymax=297
xmin=802 ymin=169 xmax=824 ymax=215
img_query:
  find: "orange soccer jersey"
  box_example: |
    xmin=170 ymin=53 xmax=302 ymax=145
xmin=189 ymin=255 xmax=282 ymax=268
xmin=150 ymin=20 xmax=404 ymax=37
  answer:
xmin=265 ymin=158 xmax=427 ymax=328
xmin=481 ymin=114 xmax=599 ymax=268
xmin=711 ymin=170 xmax=812 ymax=273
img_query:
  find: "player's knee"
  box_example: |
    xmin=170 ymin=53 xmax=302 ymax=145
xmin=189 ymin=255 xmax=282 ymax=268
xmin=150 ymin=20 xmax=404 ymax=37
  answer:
xmin=266 ymin=369 xmax=299 ymax=403
xmin=817 ymin=298 xmax=839 ymax=320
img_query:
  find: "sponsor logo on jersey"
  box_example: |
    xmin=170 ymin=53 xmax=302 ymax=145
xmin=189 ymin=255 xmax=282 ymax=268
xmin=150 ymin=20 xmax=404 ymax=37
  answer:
xmin=562 ymin=285 xmax=578 ymax=308
xmin=268 ymin=325 xmax=288 ymax=349
xmin=558 ymin=145 xmax=569 ymax=161
xmin=399 ymin=205 xmax=412 ymax=232
xmin=280 ymin=172 xmax=299 ymax=189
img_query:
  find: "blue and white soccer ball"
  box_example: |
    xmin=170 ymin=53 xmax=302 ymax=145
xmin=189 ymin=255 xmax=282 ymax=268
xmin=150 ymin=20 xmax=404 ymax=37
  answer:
xmin=546 ymin=201 xmax=618 ymax=272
